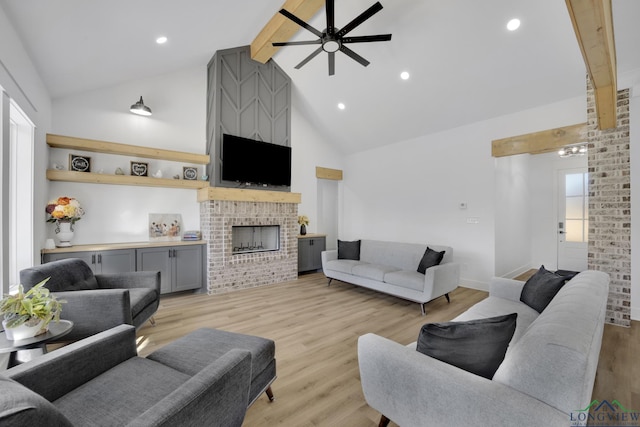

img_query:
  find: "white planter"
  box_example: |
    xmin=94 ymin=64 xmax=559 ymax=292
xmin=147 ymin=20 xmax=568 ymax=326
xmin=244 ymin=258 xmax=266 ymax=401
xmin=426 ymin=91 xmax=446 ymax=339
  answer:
xmin=2 ymin=318 xmax=47 ymax=341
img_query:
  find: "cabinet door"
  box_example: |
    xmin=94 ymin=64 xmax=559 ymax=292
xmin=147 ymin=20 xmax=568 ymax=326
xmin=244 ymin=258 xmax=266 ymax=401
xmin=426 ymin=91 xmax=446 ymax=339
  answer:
xmin=173 ymin=245 xmax=203 ymax=292
xmin=96 ymin=249 xmax=136 ymax=274
xmin=43 ymin=252 xmax=96 ymax=272
xmin=310 ymin=237 xmax=326 ymax=270
xmin=137 ymin=248 xmax=172 ymax=294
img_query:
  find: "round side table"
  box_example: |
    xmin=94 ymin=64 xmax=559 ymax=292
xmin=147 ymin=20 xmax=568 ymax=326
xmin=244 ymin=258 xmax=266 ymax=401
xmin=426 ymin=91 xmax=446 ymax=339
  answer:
xmin=0 ymin=320 xmax=74 ymax=368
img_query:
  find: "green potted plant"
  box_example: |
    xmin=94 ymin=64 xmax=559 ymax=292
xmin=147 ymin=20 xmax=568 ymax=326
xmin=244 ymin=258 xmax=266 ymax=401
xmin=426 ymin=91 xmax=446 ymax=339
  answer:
xmin=0 ymin=278 xmax=66 ymax=341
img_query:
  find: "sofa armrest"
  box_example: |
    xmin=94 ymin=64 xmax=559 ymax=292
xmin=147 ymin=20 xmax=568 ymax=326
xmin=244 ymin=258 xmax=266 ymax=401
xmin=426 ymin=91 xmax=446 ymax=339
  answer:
xmin=6 ymin=325 xmax=137 ymax=402
xmin=424 ymin=262 xmax=460 ymax=298
xmin=51 ymin=290 xmax=133 ymax=340
xmin=96 ymin=271 xmax=161 ymax=294
xmin=358 ymin=333 xmax=567 ymax=427
xmin=321 ymin=250 xmax=338 ymax=270
xmin=490 ymin=277 xmax=526 ymax=301
xmin=128 ymin=349 xmax=252 ymax=427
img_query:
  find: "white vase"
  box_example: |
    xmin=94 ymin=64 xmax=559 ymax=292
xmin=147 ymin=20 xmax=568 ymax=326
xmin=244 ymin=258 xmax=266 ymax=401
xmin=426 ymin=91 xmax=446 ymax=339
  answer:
xmin=56 ymin=220 xmax=75 ymax=247
xmin=2 ymin=318 xmax=46 ymax=341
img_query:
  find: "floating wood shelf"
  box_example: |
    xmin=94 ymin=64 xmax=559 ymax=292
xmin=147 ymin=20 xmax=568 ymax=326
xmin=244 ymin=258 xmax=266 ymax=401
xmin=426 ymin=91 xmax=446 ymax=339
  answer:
xmin=47 ymin=170 xmax=210 ymax=189
xmin=47 ymin=134 xmax=210 ymax=164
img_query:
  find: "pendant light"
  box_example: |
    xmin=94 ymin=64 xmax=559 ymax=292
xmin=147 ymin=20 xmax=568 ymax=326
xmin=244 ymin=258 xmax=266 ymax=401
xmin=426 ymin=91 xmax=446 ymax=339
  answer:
xmin=130 ymin=96 xmax=152 ymax=116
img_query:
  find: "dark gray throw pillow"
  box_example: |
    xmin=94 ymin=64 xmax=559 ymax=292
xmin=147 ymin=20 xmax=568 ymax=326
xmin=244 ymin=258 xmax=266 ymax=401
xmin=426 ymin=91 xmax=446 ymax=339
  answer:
xmin=520 ymin=265 xmax=567 ymax=313
xmin=417 ymin=247 xmax=445 ymax=274
xmin=416 ymin=313 xmax=518 ymax=379
xmin=337 ymin=240 xmax=361 ymax=260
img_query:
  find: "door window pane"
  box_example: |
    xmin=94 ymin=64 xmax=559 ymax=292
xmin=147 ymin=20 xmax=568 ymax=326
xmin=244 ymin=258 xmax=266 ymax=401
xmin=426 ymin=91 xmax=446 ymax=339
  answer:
xmin=565 ymin=174 xmax=584 ymax=197
xmin=566 ymin=219 xmax=584 ymax=242
xmin=566 ymin=197 xmax=584 ymax=219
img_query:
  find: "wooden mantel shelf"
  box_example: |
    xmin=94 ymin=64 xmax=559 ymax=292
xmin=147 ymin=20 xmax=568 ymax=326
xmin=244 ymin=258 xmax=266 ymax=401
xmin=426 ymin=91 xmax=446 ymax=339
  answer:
xmin=197 ymin=187 xmax=301 ymax=204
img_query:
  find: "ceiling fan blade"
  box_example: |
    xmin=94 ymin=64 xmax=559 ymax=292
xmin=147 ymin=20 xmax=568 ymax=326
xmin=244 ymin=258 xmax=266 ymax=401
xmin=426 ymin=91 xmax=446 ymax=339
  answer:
xmin=326 ymin=0 xmax=335 ymax=35
xmin=342 ymin=34 xmax=392 ymax=43
xmin=295 ymin=46 xmax=324 ymax=69
xmin=340 ymin=45 xmax=370 ymax=67
xmin=279 ymin=9 xmax=323 ymax=38
xmin=273 ymin=40 xmax=322 ymax=47
xmin=328 ymin=51 xmax=335 ymax=76
xmin=336 ymin=2 xmax=383 ymax=38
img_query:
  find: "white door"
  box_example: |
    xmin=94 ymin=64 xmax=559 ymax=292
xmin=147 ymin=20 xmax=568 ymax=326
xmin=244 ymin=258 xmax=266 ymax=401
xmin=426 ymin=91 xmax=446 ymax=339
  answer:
xmin=557 ymin=169 xmax=588 ymax=272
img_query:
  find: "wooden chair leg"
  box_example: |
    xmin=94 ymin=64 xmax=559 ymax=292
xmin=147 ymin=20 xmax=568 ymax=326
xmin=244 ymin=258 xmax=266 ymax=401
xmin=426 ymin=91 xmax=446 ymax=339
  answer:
xmin=265 ymin=386 xmax=275 ymax=402
xmin=149 ymin=316 xmax=156 ymax=326
xmin=378 ymin=414 xmax=391 ymax=427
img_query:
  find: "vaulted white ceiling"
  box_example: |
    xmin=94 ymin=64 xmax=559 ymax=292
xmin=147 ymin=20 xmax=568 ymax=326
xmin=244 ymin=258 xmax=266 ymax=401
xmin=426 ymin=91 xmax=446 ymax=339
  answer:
xmin=2 ymin=0 xmax=639 ymax=154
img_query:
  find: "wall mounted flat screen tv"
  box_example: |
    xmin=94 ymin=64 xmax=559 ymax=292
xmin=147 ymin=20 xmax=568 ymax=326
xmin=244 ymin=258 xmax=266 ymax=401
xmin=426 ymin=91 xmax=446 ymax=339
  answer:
xmin=222 ymin=134 xmax=292 ymax=186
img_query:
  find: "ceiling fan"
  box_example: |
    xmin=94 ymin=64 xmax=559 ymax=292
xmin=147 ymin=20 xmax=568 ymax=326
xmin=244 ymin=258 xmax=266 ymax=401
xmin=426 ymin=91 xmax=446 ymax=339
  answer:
xmin=272 ymin=0 xmax=392 ymax=76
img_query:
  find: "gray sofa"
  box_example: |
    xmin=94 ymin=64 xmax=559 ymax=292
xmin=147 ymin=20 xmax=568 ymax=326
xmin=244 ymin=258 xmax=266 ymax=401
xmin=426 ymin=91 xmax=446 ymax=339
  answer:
xmin=322 ymin=240 xmax=459 ymax=314
xmin=1 ymin=325 xmax=252 ymax=426
xmin=358 ymin=270 xmax=610 ymax=427
xmin=20 ymin=258 xmax=160 ymax=341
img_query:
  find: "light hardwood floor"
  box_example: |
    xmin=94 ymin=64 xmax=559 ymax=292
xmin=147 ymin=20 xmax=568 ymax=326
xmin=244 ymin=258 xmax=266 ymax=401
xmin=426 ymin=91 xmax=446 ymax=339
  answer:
xmin=136 ymin=272 xmax=638 ymax=426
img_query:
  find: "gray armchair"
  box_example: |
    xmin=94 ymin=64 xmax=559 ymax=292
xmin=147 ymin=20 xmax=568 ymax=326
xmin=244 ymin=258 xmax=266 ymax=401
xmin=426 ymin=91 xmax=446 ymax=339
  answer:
xmin=2 ymin=325 xmax=252 ymax=426
xmin=19 ymin=258 xmax=160 ymax=341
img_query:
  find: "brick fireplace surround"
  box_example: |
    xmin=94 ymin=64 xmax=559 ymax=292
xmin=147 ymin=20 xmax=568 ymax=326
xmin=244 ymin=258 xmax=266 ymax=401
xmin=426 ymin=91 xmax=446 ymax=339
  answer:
xmin=198 ymin=188 xmax=301 ymax=294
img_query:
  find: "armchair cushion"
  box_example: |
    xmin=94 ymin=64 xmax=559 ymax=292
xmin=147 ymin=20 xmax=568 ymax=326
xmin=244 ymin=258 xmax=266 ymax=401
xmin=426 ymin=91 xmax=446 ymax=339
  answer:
xmin=128 ymin=288 xmax=159 ymax=319
xmin=20 ymin=258 xmax=98 ymax=291
xmin=0 ymin=376 xmax=73 ymax=426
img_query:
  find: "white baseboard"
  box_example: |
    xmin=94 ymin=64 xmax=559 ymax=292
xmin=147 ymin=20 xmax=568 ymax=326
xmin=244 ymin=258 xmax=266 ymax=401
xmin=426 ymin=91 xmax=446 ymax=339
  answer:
xmin=500 ymin=264 xmax=532 ymax=280
xmin=460 ymin=278 xmax=489 ymax=292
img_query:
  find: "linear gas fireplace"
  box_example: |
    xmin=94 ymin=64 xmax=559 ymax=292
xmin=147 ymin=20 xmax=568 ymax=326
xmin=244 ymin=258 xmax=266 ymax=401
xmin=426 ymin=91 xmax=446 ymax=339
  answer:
xmin=232 ymin=225 xmax=280 ymax=254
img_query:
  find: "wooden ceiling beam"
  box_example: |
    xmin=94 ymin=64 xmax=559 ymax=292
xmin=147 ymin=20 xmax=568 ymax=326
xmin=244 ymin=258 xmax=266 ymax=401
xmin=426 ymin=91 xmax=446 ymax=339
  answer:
xmin=566 ymin=0 xmax=617 ymax=129
xmin=492 ymin=123 xmax=588 ymax=157
xmin=251 ymin=0 xmax=324 ymax=64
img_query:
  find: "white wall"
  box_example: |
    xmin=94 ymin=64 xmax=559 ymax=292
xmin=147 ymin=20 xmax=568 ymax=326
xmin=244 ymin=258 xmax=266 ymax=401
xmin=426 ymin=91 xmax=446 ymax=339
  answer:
xmin=494 ymin=154 xmax=531 ymax=278
xmin=50 ymin=67 xmax=343 ymax=245
xmin=0 ymin=5 xmax=52 ymax=268
xmin=342 ymin=96 xmax=587 ymax=290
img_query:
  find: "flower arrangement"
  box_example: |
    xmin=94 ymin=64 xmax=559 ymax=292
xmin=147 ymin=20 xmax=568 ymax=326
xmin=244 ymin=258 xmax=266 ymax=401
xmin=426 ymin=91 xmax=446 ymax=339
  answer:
xmin=0 ymin=278 xmax=65 ymax=331
xmin=298 ymin=215 xmax=309 ymax=226
xmin=45 ymin=196 xmax=85 ymax=224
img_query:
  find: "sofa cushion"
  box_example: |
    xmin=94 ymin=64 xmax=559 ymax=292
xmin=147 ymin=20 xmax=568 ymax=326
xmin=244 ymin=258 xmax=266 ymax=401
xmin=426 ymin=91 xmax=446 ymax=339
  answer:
xmin=453 ymin=297 xmax=538 ymax=345
xmin=383 ymin=270 xmax=425 ymax=292
xmin=352 ymin=263 xmax=400 ymax=282
xmin=520 ymin=266 xmax=567 ymax=313
xmin=0 ymin=376 xmax=73 ymax=426
xmin=325 ymin=259 xmax=363 ymax=274
xmin=417 ymin=247 xmax=445 ymax=274
xmin=338 ymin=240 xmax=361 ymax=260
xmin=416 ymin=313 xmax=518 ymax=379
xmin=53 ymin=357 xmax=190 ymax=426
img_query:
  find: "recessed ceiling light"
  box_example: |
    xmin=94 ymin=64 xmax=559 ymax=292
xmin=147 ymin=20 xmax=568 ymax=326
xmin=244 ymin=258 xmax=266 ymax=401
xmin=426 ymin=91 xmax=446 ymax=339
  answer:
xmin=400 ymin=71 xmax=410 ymax=80
xmin=337 ymin=103 xmax=346 ymax=110
xmin=156 ymin=36 xmax=168 ymax=44
xmin=507 ymin=18 xmax=521 ymax=31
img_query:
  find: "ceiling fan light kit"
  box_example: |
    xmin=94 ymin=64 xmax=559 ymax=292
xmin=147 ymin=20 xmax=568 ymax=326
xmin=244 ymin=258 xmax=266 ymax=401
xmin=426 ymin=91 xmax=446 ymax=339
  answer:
xmin=273 ymin=0 xmax=392 ymax=76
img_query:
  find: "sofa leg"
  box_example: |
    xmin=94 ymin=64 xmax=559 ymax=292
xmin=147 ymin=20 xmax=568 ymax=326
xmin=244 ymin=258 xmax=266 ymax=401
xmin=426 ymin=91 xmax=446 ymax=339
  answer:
xmin=420 ymin=303 xmax=426 ymax=316
xmin=445 ymin=293 xmax=450 ymax=303
xmin=378 ymin=414 xmax=391 ymax=427
xmin=327 ymin=278 xmax=333 ymax=286
xmin=265 ymin=386 xmax=275 ymax=402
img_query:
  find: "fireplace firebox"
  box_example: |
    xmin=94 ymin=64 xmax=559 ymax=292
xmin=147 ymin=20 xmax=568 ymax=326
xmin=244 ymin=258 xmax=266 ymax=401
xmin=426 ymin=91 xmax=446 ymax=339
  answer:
xmin=231 ymin=225 xmax=280 ymax=255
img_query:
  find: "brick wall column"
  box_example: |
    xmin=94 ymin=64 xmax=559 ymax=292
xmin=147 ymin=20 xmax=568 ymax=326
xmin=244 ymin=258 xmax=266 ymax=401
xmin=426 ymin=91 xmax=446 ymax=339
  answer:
xmin=586 ymin=77 xmax=631 ymax=327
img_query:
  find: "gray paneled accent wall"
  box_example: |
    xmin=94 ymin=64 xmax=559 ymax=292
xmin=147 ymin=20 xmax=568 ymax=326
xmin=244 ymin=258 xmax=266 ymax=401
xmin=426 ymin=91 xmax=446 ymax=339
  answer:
xmin=207 ymin=46 xmax=291 ymax=191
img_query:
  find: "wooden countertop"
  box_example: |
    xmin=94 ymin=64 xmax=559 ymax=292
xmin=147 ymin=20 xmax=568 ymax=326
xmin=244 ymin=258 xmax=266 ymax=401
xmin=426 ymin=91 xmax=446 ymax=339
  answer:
xmin=42 ymin=240 xmax=205 ymax=254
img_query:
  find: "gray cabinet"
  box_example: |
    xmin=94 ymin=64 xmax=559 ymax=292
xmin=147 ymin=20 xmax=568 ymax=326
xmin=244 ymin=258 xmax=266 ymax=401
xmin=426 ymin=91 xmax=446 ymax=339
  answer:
xmin=298 ymin=236 xmax=326 ymax=273
xmin=136 ymin=245 xmax=203 ymax=294
xmin=43 ymin=249 xmax=135 ymax=274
